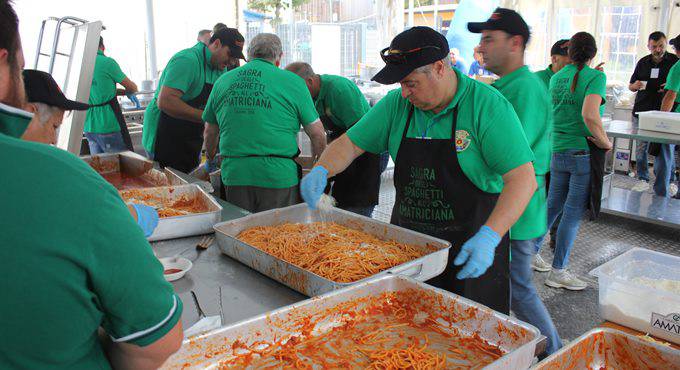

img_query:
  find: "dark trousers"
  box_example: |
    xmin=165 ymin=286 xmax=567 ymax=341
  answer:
xmin=223 ymin=185 xmax=301 ymax=213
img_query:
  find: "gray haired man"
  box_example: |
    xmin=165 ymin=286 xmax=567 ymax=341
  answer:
xmin=202 ymin=33 xmax=327 ymax=213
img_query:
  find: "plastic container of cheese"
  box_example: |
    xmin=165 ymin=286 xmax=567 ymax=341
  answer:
xmin=590 ymin=248 xmax=680 ymax=344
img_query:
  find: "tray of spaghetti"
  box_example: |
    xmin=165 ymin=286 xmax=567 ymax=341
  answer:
xmin=213 ymin=203 xmax=451 ymax=297
xmin=81 ymin=151 xmax=187 ymax=190
xmin=162 ymin=275 xmax=541 ymax=369
xmin=533 ymin=328 xmax=680 ymax=369
xmin=119 ymin=184 xmax=222 ymax=241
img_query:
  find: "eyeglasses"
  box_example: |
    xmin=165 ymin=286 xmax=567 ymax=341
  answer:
xmin=380 ymin=46 xmax=442 ymax=64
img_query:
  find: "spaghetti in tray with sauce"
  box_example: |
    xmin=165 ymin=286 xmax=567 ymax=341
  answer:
xmin=236 ymin=222 xmax=433 ymax=283
xmin=119 ymin=189 xmax=209 ymax=218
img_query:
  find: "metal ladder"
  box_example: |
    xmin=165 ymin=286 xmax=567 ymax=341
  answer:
xmin=33 ymin=16 xmax=92 ymax=91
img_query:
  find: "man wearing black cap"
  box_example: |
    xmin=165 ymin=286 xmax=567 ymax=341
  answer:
xmin=471 ymin=8 xmax=562 ymax=354
xmin=20 ymin=69 xmax=89 ymax=144
xmin=535 ymin=39 xmax=570 ymax=90
xmin=142 ymin=25 xmax=245 ymax=172
xmin=660 ymin=34 xmax=680 ymax=199
xmin=300 ymin=26 xmax=537 ymax=314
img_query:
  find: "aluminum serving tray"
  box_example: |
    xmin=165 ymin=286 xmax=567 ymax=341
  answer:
xmin=81 ymin=151 xmax=187 ymax=187
xmin=533 ymin=328 xmax=680 ymax=369
xmin=163 ymin=275 xmax=541 ymax=369
xmin=121 ymin=184 xmax=222 ymax=241
xmin=214 ymin=203 xmax=451 ymax=297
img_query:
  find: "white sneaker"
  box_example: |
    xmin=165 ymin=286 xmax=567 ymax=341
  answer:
xmin=671 ymin=183 xmax=678 ymax=197
xmin=631 ymin=180 xmax=650 ymax=192
xmin=532 ymin=254 xmax=551 ymax=272
xmin=545 ymin=269 xmax=587 ymax=291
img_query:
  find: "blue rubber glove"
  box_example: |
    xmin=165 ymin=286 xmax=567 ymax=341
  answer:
xmin=126 ymin=93 xmax=141 ymax=108
xmin=453 ymin=225 xmax=501 ymax=279
xmin=300 ymin=166 xmax=328 ymax=209
xmin=204 ymin=157 xmax=218 ymax=173
xmin=131 ymin=203 xmax=159 ymax=237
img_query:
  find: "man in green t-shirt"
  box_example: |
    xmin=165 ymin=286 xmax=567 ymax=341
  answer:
xmin=83 ymin=36 xmax=139 ymax=154
xmin=142 ymin=26 xmax=245 ymax=173
xmin=0 ymin=3 xmax=182 ymax=369
xmin=300 ymin=26 xmax=537 ymax=314
xmin=535 ymin=39 xmax=570 ymax=90
xmin=660 ymin=34 xmax=680 ymax=199
xmin=471 ymin=8 xmax=561 ymax=354
xmin=203 ymin=34 xmax=327 ymax=213
xmin=285 ymin=62 xmax=380 ymax=217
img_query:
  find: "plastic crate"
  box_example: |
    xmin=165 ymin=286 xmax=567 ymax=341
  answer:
xmin=590 ymin=248 xmax=680 ymax=344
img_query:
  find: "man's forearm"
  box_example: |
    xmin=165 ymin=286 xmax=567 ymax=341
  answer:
xmin=661 ymin=91 xmax=677 ymax=112
xmin=484 ymin=163 xmax=537 ymax=236
xmin=315 ymin=134 xmax=364 ymax=177
xmin=204 ymin=123 xmax=219 ymax=159
xmin=158 ymin=96 xmax=203 ymax=122
xmin=310 ymin=133 xmax=327 ymax=161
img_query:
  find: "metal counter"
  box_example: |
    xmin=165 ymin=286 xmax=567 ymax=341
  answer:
xmin=603 ymin=120 xmax=680 ymax=229
xmin=151 ymin=199 xmax=305 ymax=329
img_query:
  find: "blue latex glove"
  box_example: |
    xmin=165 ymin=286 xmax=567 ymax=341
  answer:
xmin=131 ymin=203 xmax=159 ymax=237
xmin=453 ymin=225 xmax=501 ymax=279
xmin=126 ymin=93 xmax=141 ymax=108
xmin=204 ymin=157 xmax=218 ymax=173
xmin=300 ymin=166 xmax=328 ymax=209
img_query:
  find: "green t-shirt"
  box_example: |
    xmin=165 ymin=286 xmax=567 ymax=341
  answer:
xmin=494 ymin=66 xmax=552 ymax=239
xmin=0 ymin=102 xmax=32 ymax=138
xmin=346 ymin=68 xmax=534 ymax=194
xmin=534 ymin=65 xmax=554 ymax=90
xmin=550 ymin=64 xmax=606 ymax=152
xmin=0 ymin=134 xmax=182 ymax=369
xmin=315 ymin=74 xmax=369 ymax=129
xmin=665 ymin=60 xmax=680 ymax=112
xmin=84 ymin=50 xmax=127 ymax=134
xmin=142 ymin=42 xmax=224 ymax=153
xmin=203 ymin=59 xmax=319 ymax=188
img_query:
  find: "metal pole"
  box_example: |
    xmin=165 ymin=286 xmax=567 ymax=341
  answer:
xmin=144 ymin=0 xmax=159 ymax=81
xmin=408 ymin=0 xmax=414 ymax=28
xmin=433 ymin=0 xmax=438 ymax=31
xmin=328 ymin=0 xmax=333 ymax=22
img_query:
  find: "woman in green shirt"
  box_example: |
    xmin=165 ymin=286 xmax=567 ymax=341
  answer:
xmin=537 ymin=32 xmax=612 ymax=291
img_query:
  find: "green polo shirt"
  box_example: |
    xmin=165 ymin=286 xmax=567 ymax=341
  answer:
xmin=142 ymin=42 xmax=223 ymax=153
xmin=0 ymin=102 xmax=32 ymax=138
xmin=550 ymin=64 xmax=606 ymax=152
xmin=534 ymin=65 xmax=554 ymax=90
xmin=315 ymin=74 xmax=369 ymax=129
xmin=347 ymin=68 xmax=534 ymax=194
xmin=666 ymin=60 xmax=680 ymax=112
xmin=84 ymin=50 xmax=127 ymax=134
xmin=0 ymin=134 xmax=182 ymax=369
xmin=203 ymin=59 xmax=319 ymax=188
xmin=494 ymin=66 xmax=551 ymax=240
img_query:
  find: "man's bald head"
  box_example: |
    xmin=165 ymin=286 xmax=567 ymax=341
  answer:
xmin=285 ymin=61 xmax=320 ymax=98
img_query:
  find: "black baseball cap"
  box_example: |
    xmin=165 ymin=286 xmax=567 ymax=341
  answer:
xmin=211 ymin=27 xmax=246 ymax=60
xmin=671 ymin=34 xmax=680 ymax=48
xmin=550 ymin=39 xmax=570 ymax=56
xmin=467 ymin=8 xmax=530 ymax=45
xmin=372 ymin=26 xmax=450 ymax=85
xmin=22 ymin=69 xmax=90 ymax=110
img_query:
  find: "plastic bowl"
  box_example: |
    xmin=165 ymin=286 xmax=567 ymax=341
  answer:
xmin=160 ymin=256 xmax=192 ymax=282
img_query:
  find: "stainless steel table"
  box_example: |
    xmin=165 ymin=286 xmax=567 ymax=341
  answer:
xmin=603 ymin=120 xmax=680 ymax=229
xmin=151 ymin=199 xmax=305 ymax=329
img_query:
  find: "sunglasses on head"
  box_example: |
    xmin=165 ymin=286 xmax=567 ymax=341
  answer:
xmin=380 ymin=46 xmax=442 ymax=64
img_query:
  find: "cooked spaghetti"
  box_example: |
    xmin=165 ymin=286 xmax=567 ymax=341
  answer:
xmin=236 ymin=222 xmax=430 ymax=283
xmin=119 ymin=189 xmax=208 ymax=218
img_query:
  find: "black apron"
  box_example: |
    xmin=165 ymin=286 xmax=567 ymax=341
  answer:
xmin=320 ymin=111 xmax=381 ymax=207
xmin=89 ymin=96 xmax=134 ymax=152
xmin=587 ymin=140 xmax=607 ymax=220
xmin=154 ymin=46 xmax=213 ymax=173
xmin=390 ymin=105 xmax=510 ymax=314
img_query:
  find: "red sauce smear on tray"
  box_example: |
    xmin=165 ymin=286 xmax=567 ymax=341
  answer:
xmin=164 ymin=268 xmax=183 ymax=275
xmin=174 ymin=288 xmax=526 ymax=369
xmin=101 ymin=172 xmax=157 ymax=190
